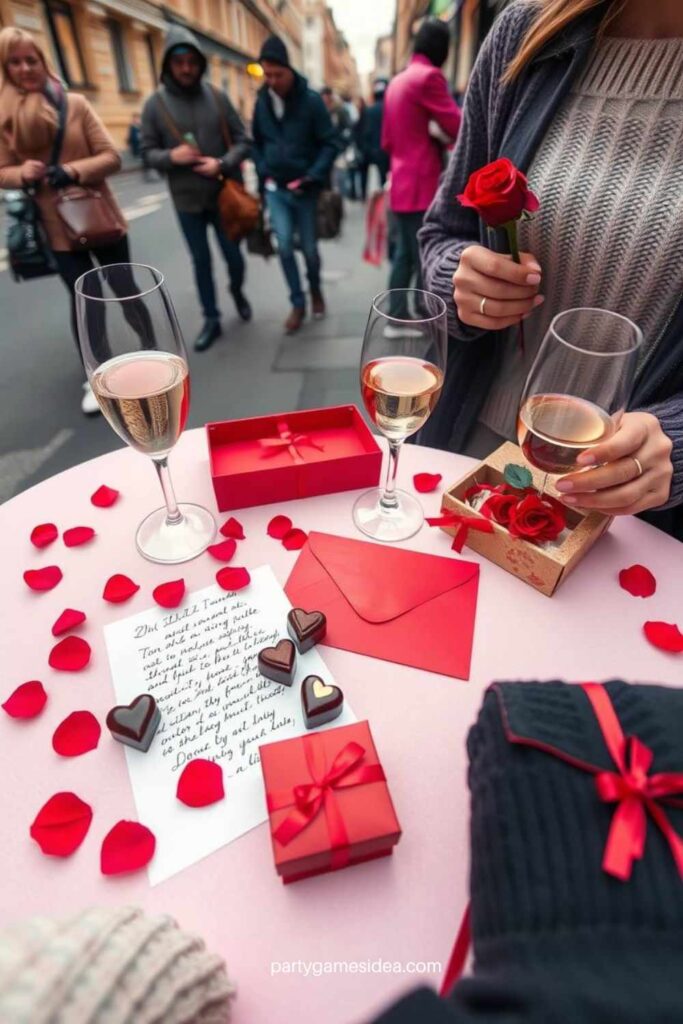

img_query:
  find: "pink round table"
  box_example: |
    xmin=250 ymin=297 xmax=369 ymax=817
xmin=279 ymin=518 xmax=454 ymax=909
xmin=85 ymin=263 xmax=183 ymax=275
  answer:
xmin=1 ymin=430 xmax=681 ymax=1024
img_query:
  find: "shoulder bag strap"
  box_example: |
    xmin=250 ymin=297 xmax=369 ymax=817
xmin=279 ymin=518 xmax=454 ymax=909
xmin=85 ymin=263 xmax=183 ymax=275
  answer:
xmin=154 ymin=89 xmax=184 ymax=143
xmin=49 ymin=92 xmax=67 ymax=166
xmin=208 ymin=84 xmax=232 ymax=150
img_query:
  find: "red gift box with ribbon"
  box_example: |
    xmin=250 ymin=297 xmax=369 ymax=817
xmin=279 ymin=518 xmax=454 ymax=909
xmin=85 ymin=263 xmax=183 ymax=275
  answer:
xmin=259 ymin=720 xmax=402 ymax=883
xmin=206 ymin=406 xmax=382 ymax=511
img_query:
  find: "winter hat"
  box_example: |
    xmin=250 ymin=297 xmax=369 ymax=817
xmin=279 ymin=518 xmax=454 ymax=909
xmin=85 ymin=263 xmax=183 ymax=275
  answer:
xmin=258 ymin=35 xmax=290 ymax=69
xmin=0 ymin=906 xmax=235 ymax=1023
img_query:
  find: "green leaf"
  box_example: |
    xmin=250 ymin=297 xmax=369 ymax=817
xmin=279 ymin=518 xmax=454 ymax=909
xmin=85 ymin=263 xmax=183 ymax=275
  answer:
xmin=503 ymin=463 xmax=533 ymax=489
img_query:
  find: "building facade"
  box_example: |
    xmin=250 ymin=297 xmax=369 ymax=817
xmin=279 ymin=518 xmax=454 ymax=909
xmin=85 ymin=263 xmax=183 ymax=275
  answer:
xmin=302 ymin=0 xmax=359 ymax=97
xmin=372 ymin=31 xmax=393 ymax=83
xmin=0 ymin=0 xmax=303 ymax=147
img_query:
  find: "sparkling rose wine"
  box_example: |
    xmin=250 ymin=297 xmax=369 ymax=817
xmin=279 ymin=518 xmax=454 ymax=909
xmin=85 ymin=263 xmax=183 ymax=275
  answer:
xmin=361 ymin=356 xmax=444 ymax=441
xmin=517 ymin=392 xmax=616 ymax=474
xmin=91 ymin=351 xmax=189 ymax=456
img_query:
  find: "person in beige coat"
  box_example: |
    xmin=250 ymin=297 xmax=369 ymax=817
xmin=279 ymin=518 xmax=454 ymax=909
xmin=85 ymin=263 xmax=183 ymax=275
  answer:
xmin=0 ymin=27 xmax=135 ymax=414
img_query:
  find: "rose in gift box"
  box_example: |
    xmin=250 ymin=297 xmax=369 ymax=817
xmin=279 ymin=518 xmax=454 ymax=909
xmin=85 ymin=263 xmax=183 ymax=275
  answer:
xmin=259 ymin=720 xmax=401 ymax=884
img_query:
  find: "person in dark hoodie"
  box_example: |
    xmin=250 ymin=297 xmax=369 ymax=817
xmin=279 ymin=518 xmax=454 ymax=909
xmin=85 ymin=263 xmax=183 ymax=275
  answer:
xmin=251 ymin=36 xmax=337 ymax=335
xmin=141 ymin=27 xmax=252 ymax=352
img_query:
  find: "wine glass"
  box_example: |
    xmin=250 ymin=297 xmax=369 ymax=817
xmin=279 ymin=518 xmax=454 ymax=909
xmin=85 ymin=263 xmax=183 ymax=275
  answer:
xmin=353 ymin=288 xmax=447 ymax=542
xmin=75 ymin=263 xmax=216 ymax=563
xmin=517 ymin=307 xmax=643 ymax=492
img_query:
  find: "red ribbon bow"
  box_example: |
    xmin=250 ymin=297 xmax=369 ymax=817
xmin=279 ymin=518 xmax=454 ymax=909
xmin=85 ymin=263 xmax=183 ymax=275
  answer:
xmin=583 ymin=683 xmax=683 ymax=881
xmin=267 ymin=735 xmax=386 ymax=870
xmin=259 ymin=419 xmax=325 ymax=464
xmin=426 ymin=511 xmax=494 ymax=552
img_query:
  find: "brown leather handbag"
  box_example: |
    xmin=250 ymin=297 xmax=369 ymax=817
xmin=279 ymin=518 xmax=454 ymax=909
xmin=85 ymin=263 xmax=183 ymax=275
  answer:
xmin=54 ymin=185 xmax=125 ymax=250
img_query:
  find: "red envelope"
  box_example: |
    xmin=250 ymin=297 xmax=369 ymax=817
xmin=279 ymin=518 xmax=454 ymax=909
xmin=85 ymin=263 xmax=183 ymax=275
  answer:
xmin=285 ymin=531 xmax=479 ymax=679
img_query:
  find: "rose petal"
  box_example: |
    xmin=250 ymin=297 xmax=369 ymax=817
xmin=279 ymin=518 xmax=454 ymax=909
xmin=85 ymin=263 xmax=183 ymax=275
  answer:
xmin=619 ymin=564 xmax=657 ymax=599
xmin=63 ymin=526 xmax=96 ymax=548
xmin=30 ymin=523 xmax=58 ymax=549
xmin=2 ymin=680 xmax=47 ymax=719
xmin=413 ymin=473 xmax=442 ymax=494
xmin=91 ymin=485 xmax=119 ymax=508
xmin=216 ymin=567 xmax=251 ymax=591
xmin=103 ymin=574 xmax=140 ymax=603
xmin=52 ymin=711 xmax=101 ymax=757
xmin=267 ymin=515 xmax=292 ymax=539
xmin=282 ymin=528 xmax=308 ymax=551
xmin=52 ymin=608 xmax=87 ymax=636
xmin=24 ymin=566 xmax=62 ymax=592
xmin=176 ymin=759 xmax=225 ymax=807
xmin=100 ymin=820 xmax=156 ymax=875
xmin=220 ymin=517 xmax=245 ymax=540
xmin=206 ymin=539 xmax=237 ymax=562
xmin=153 ymin=579 xmax=185 ymax=609
xmin=30 ymin=792 xmax=93 ymax=857
xmin=643 ymin=621 xmax=683 ymax=654
xmin=49 ymin=635 xmax=91 ymax=672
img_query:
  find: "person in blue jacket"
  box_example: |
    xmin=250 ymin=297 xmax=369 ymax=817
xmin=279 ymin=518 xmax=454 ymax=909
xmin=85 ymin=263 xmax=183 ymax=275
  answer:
xmin=251 ymin=36 xmax=337 ymax=334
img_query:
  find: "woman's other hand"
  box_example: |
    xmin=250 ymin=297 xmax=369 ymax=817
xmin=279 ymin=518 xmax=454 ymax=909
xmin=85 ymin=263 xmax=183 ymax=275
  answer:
xmin=20 ymin=159 xmax=45 ymax=183
xmin=555 ymin=412 xmax=674 ymax=515
xmin=453 ymin=245 xmax=544 ymax=330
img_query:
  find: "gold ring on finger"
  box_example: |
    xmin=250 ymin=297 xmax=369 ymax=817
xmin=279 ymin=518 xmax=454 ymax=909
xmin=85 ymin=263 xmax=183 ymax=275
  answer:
xmin=479 ymin=296 xmax=487 ymax=316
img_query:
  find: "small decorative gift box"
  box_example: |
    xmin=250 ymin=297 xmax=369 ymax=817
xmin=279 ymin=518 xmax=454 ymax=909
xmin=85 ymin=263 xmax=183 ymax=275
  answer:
xmin=206 ymin=406 xmax=382 ymax=511
xmin=438 ymin=442 xmax=611 ymax=597
xmin=259 ymin=720 xmax=402 ymax=884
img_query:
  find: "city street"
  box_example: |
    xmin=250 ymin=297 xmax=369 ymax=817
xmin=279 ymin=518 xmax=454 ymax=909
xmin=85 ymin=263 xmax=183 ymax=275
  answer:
xmin=0 ymin=173 xmax=386 ymax=502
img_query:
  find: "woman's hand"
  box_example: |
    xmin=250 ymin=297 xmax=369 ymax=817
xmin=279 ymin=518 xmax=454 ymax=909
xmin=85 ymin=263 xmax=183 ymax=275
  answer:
xmin=555 ymin=412 xmax=674 ymax=515
xmin=20 ymin=159 xmax=45 ymax=183
xmin=453 ymin=245 xmax=544 ymax=330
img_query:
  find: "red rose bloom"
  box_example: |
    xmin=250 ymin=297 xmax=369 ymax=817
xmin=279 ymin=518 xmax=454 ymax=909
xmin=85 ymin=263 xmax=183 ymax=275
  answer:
xmin=457 ymin=158 xmax=539 ymax=228
xmin=507 ymin=494 xmax=566 ymax=544
xmin=480 ymin=492 xmax=519 ymax=527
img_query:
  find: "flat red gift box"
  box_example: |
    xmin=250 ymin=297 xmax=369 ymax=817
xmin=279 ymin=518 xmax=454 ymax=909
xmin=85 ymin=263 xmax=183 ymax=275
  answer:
xmin=259 ymin=720 xmax=401 ymax=884
xmin=206 ymin=406 xmax=382 ymax=511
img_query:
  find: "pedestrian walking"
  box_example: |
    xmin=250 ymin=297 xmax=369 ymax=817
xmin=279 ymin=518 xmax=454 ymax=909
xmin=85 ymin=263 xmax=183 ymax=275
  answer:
xmin=349 ymin=97 xmax=369 ymax=202
xmin=0 ymin=26 xmax=136 ymax=416
xmin=252 ymin=36 xmax=336 ymax=334
xmin=363 ymin=80 xmax=389 ymax=192
xmin=382 ymin=19 xmax=461 ymax=322
xmin=141 ymin=27 xmax=252 ymax=353
xmin=127 ymin=111 xmax=154 ymax=181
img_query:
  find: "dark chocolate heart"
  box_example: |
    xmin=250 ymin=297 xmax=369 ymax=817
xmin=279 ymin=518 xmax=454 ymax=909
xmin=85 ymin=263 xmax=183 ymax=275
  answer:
xmin=301 ymin=675 xmax=343 ymax=730
xmin=258 ymin=639 xmax=296 ymax=686
xmin=287 ymin=608 xmax=327 ymax=653
xmin=106 ymin=694 xmax=157 ymax=743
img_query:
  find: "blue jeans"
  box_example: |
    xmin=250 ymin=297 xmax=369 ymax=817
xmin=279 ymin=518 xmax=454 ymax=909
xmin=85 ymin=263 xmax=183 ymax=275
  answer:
xmin=266 ymin=188 xmax=321 ymax=309
xmin=176 ymin=208 xmax=245 ymax=321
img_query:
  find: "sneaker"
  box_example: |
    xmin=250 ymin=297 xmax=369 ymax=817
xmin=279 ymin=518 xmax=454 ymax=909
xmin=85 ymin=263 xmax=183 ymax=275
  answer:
xmin=231 ymin=288 xmax=252 ymax=322
xmin=81 ymin=382 xmax=100 ymax=416
xmin=193 ymin=319 xmax=222 ymax=352
xmin=284 ymin=306 xmax=306 ymax=334
xmin=383 ymin=324 xmax=423 ymax=340
xmin=311 ymin=289 xmax=326 ymax=319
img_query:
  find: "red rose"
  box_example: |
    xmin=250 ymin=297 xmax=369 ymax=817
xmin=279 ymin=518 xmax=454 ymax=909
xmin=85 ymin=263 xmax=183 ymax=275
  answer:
xmin=480 ymin=492 xmax=519 ymax=527
xmin=507 ymin=494 xmax=566 ymax=544
xmin=457 ymin=158 xmax=539 ymax=228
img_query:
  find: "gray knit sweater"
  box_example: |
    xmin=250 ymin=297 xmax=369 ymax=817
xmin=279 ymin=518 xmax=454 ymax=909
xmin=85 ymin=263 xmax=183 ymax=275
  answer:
xmin=480 ymin=35 xmax=683 ymax=439
xmin=419 ymin=0 xmax=683 ymax=512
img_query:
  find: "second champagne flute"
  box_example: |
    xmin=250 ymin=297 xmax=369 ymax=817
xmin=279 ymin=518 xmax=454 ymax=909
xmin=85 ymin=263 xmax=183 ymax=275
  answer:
xmin=353 ymin=288 xmax=447 ymax=542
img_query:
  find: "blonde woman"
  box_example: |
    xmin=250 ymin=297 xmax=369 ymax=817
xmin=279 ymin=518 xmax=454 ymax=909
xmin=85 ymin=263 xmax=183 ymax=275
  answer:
xmin=419 ymin=0 xmax=683 ymax=540
xmin=0 ymin=26 xmax=131 ymax=414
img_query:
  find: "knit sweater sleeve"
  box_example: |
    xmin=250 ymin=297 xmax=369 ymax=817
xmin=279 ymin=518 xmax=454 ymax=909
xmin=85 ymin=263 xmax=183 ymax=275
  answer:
xmin=418 ymin=1 xmax=535 ymax=341
xmin=640 ymin=394 xmax=683 ymax=509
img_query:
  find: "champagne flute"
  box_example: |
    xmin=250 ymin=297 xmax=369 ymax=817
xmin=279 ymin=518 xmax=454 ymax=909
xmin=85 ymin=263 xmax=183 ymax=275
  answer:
xmin=517 ymin=307 xmax=643 ymax=493
xmin=75 ymin=263 xmax=216 ymax=563
xmin=353 ymin=288 xmax=447 ymax=542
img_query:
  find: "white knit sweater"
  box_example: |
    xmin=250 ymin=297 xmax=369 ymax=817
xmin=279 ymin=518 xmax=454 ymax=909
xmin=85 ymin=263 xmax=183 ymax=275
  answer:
xmin=479 ymin=35 xmax=683 ymax=440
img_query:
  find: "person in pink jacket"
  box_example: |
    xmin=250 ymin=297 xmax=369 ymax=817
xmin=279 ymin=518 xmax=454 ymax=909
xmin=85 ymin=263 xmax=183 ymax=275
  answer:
xmin=382 ymin=20 xmax=461 ymax=321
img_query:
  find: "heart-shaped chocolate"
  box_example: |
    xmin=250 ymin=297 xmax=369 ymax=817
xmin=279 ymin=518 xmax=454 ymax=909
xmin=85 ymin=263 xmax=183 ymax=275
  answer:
xmin=287 ymin=608 xmax=327 ymax=653
xmin=301 ymin=675 xmax=343 ymax=730
xmin=258 ymin=639 xmax=296 ymax=686
xmin=106 ymin=694 xmax=160 ymax=752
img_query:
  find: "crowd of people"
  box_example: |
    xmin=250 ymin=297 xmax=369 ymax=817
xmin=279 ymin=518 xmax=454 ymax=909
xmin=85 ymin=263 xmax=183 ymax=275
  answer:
xmin=0 ymin=0 xmax=681 ymax=536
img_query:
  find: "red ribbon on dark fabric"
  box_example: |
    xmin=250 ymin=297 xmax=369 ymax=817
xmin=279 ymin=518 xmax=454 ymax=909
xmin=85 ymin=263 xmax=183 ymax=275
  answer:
xmin=259 ymin=419 xmax=325 ymax=464
xmin=266 ymin=736 xmax=386 ymax=870
xmin=426 ymin=511 xmax=494 ymax=552
xmin=581 ymin=682 xmax=683 ymax=881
